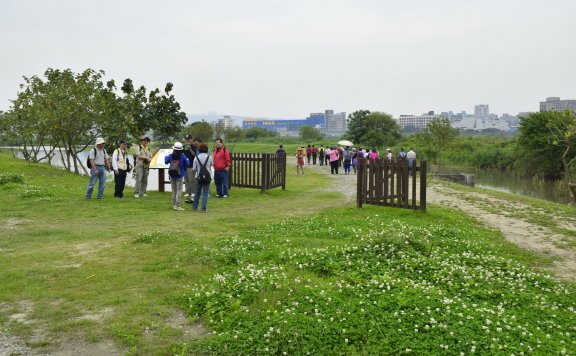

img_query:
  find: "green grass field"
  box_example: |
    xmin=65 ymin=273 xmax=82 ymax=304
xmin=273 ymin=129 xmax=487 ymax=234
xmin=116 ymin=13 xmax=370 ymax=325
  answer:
xmin=1 ymin=150 xmax=575 ymax=355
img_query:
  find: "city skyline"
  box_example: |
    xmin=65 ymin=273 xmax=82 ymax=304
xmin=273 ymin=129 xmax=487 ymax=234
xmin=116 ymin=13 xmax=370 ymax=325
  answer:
xmin=1 ymin=0 xmax=575 ymax=119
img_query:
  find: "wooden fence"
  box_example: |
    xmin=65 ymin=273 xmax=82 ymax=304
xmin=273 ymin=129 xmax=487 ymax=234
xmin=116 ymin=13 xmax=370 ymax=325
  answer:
xmin=357 ymin=158 xmax=427 ymax=211
xmin=229 ymin=152 xmax=286 ymax=192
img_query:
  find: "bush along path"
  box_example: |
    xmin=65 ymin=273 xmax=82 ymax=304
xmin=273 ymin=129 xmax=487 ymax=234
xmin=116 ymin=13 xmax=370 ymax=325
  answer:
xmin=176 ymin=161 xmax=576 ymax=354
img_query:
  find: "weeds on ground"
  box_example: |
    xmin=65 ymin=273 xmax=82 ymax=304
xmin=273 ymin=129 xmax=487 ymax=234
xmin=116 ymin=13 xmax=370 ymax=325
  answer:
xmin=179 ymin=208 xmax=576 ymax=355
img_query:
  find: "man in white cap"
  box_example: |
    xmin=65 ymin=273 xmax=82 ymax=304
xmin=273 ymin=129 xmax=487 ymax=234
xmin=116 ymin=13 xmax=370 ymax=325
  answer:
xmin=85 ymin=137 xmax=111 ymax=199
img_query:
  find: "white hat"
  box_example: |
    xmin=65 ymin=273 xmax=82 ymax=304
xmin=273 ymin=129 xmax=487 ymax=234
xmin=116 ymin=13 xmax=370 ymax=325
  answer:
xmin=95 ymin=137 xmax=106 ymax=145
xmin=172 ymin=142 xmax=183 ymax=150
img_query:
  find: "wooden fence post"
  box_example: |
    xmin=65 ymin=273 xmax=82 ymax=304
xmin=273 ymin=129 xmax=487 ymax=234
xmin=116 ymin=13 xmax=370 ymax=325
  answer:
xmin=357 ymin=157 xmax=364 ymax=208
xmin=420 ymin=160 xmax=427 ymax=211
xmin=261 ymin=154 xmax=268 ymax=192
xmin=281 ymin=153 xmax=286 ymax=190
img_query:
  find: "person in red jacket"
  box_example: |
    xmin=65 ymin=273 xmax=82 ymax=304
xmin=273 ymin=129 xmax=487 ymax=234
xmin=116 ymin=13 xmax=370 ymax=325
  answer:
xmin=213 ymin=138 xmax=232 ymax=198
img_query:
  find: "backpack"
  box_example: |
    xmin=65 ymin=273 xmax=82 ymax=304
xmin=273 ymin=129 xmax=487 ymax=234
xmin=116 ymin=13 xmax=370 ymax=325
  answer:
xmin=196 ymin=156 xmax=212 ymax=185
xmin=86 ymin=148 xmax=97 ymax=168
xmin=343 ymin=150 xmax=354 ymax=161
xmin=168 ymin=156 xmax=180 ymax=178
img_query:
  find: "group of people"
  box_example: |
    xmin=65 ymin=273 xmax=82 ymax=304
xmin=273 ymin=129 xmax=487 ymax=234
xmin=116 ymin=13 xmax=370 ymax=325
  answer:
xmin=85 ymin=135 xmax=232 ymax=213
xmin=292 ymin=144 xmax=416 ymax=175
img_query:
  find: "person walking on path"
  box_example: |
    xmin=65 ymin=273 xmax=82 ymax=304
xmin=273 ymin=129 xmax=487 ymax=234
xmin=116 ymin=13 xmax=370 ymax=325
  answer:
xmin=328 ymin=146 xmax=340 ymax=174
xmin=183 ymin=134 xmax=197 ymax=203
xmin=311 ymin=145 xmax=318 ymax=165
xmin=276 ymin=144 xmax=286 ymax=154
xmin=306 ymin=144 xmax=312 ymax=165
xmin=397 ymin=147 xmax=407 ymax=162
xmin=296 ymin=146 xmax=306 ymax=175
xmin=342 ymin=146 xmax=354 ymax=175
xmin=85 ymin=137 xmax=111 ymax=200
xmin=351 ymin=148 xmax=359 ymax=174
xmin=112 ymin=140 xmax=130 ymax=198
xmin=192 ymin=143 xmax=213 ymax=213
xmin=213 ymin=138 xmax=232 ymax=198
xmin=164 ymin=142 xmax=190 ymax=211
xmin=134 ymin=136 xmax=153 ymax=198
xmin=318 ymin=145 xmax=325 ymax=166
xmin=407 ymin=148 xmax=416 ymax=175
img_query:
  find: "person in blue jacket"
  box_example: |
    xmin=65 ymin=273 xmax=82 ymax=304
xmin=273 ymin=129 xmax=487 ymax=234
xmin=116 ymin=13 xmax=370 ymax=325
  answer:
xmin=164 ymin=142 xmax=190 ymax=211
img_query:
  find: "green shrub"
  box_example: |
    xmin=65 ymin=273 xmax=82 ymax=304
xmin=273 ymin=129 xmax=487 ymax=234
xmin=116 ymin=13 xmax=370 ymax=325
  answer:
xmin=0 ymin=173 xmax=25 ymax=185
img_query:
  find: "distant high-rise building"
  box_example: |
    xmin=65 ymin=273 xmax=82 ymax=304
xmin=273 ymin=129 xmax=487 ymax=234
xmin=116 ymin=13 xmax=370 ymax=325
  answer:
xmin=474 ymin=104 xmax=489 ymax=117
xmin=539 ymin=97 xmax=576 ymax=112
xmin=218 ymin=115 xmax=236 ymax=128
xmin=397 ymin=112 xmax=440 ymax=132
xmin=324 ymin=110 xmax=347 ymax=136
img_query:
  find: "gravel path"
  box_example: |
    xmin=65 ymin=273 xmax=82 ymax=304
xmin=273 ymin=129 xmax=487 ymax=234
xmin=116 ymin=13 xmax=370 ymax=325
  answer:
xmin=0 ymin=329 xmax=35 ymax=355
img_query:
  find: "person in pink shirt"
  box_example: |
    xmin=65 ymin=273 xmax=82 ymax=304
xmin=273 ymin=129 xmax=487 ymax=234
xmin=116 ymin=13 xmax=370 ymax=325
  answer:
xmin=369 ymin=149 xmax=380 ymax=161
xmin=328 ymin=146 xmax=340 ymax=174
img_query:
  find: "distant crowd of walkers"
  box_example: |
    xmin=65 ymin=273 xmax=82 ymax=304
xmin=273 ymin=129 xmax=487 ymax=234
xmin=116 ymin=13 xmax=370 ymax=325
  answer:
xmin=85 ymin=135 xmax=232 ymax=213
xmin=287 ymin=144 xmax=416 ymax=175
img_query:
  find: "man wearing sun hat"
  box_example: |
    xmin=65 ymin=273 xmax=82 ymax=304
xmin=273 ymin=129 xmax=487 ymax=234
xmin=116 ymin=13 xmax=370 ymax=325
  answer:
xmin=164 ymin=141 xmax=190 ymax=211
xmin=85 ymin=137 xmax=111 ymax=199
xmin=134 ymin=135 xmax=152 ymax=198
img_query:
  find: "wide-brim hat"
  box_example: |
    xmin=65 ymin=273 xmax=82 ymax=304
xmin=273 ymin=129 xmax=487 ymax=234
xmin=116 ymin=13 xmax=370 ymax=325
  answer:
xmin=140 ymin=135 xmax=150 ymax=141
xmin=95 ymin=137 xmax=106 ymax=145
xmin=173 ymin=142 xmax=183 ymax=150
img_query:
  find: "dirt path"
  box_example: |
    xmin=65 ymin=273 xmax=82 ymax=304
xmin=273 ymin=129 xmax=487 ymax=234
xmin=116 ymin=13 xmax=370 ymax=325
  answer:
xmin=307 ymin=161 xmax=576 ymax=281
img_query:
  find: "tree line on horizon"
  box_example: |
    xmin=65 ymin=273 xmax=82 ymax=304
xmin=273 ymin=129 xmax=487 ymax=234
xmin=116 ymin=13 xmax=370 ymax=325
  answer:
xmin=0 ymin=67 xmax=575 ymax=189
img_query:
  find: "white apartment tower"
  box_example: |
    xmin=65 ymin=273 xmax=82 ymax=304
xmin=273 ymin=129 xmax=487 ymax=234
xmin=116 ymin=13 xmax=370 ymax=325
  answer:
xmin=474 ymin=104 xmax=489 ymax=117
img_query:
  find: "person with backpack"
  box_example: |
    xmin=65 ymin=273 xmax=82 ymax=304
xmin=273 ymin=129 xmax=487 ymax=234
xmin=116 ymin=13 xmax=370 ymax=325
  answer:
xmin=343 ymin=146 xmax=354 ymax=175
xmin=112 ymin=140 xmax=130 ymax=198
xmin=306 ymin=144 xmax=312 ymax=165
xmin=192 ymin=143 xmax=213 ymax=213
xmin=164 ymin=142 xmax=190 ymax=211
xmin=397 ymin=147 xmax=407 ymax=161
xmin=183 ymin=134 xmax=197 ymax=203
xmin=213 ymin=138 xmax=232 ymax=198
xmin=318 ymin=145 xmax=325 ymax=166
xmin=85 ymin=137 xmax=111 ymax=199
xmin=311 ymin=145 xmax=318 ymax=165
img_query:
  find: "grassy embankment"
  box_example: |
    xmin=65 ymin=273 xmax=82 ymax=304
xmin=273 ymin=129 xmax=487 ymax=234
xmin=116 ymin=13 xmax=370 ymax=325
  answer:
xmin=1 ymin=147 xmax=575 ymax=355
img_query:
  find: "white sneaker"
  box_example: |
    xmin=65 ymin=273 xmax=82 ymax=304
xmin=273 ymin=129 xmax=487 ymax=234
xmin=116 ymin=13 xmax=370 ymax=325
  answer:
xmin=223 ymin=195 xmax=228 ymax=198
xmin=173 ymin=206 xmax=185 ymax=211
xmin=184 ymin=193 xmax=190 ymax=197
xmin=134 ymin=195 xmax=140 ymax=198
xmin=142 ymin=194 xmax=149 ymax=197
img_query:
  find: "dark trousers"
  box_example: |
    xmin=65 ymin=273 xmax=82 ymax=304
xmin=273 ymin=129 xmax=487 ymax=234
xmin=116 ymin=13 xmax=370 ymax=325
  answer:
xmin=114 ymin=169 xmax=127 ymax=197
xmin=312 ymin=155 xmax=317 ymax=165
xmin=307 ymin=155 xmax=311 ymax=164
xmin=319 ymin=154 xmax=324 ymax=166
xmin=330 ymin=160 xmax=339 ymax=174
xmin=214 ymin=170 xmax=229 ymax=197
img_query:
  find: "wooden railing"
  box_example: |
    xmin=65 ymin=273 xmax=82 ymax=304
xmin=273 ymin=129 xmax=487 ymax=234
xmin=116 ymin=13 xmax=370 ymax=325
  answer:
xmin=357 ymin=158 xmax=427 ymax=211
xmin=229 ymin=152 xmax=286 ymax=192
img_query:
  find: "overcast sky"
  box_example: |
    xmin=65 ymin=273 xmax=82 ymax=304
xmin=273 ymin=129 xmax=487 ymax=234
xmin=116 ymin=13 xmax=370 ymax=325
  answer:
xmin=1 ymin=0 xmax=575 ymax=119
